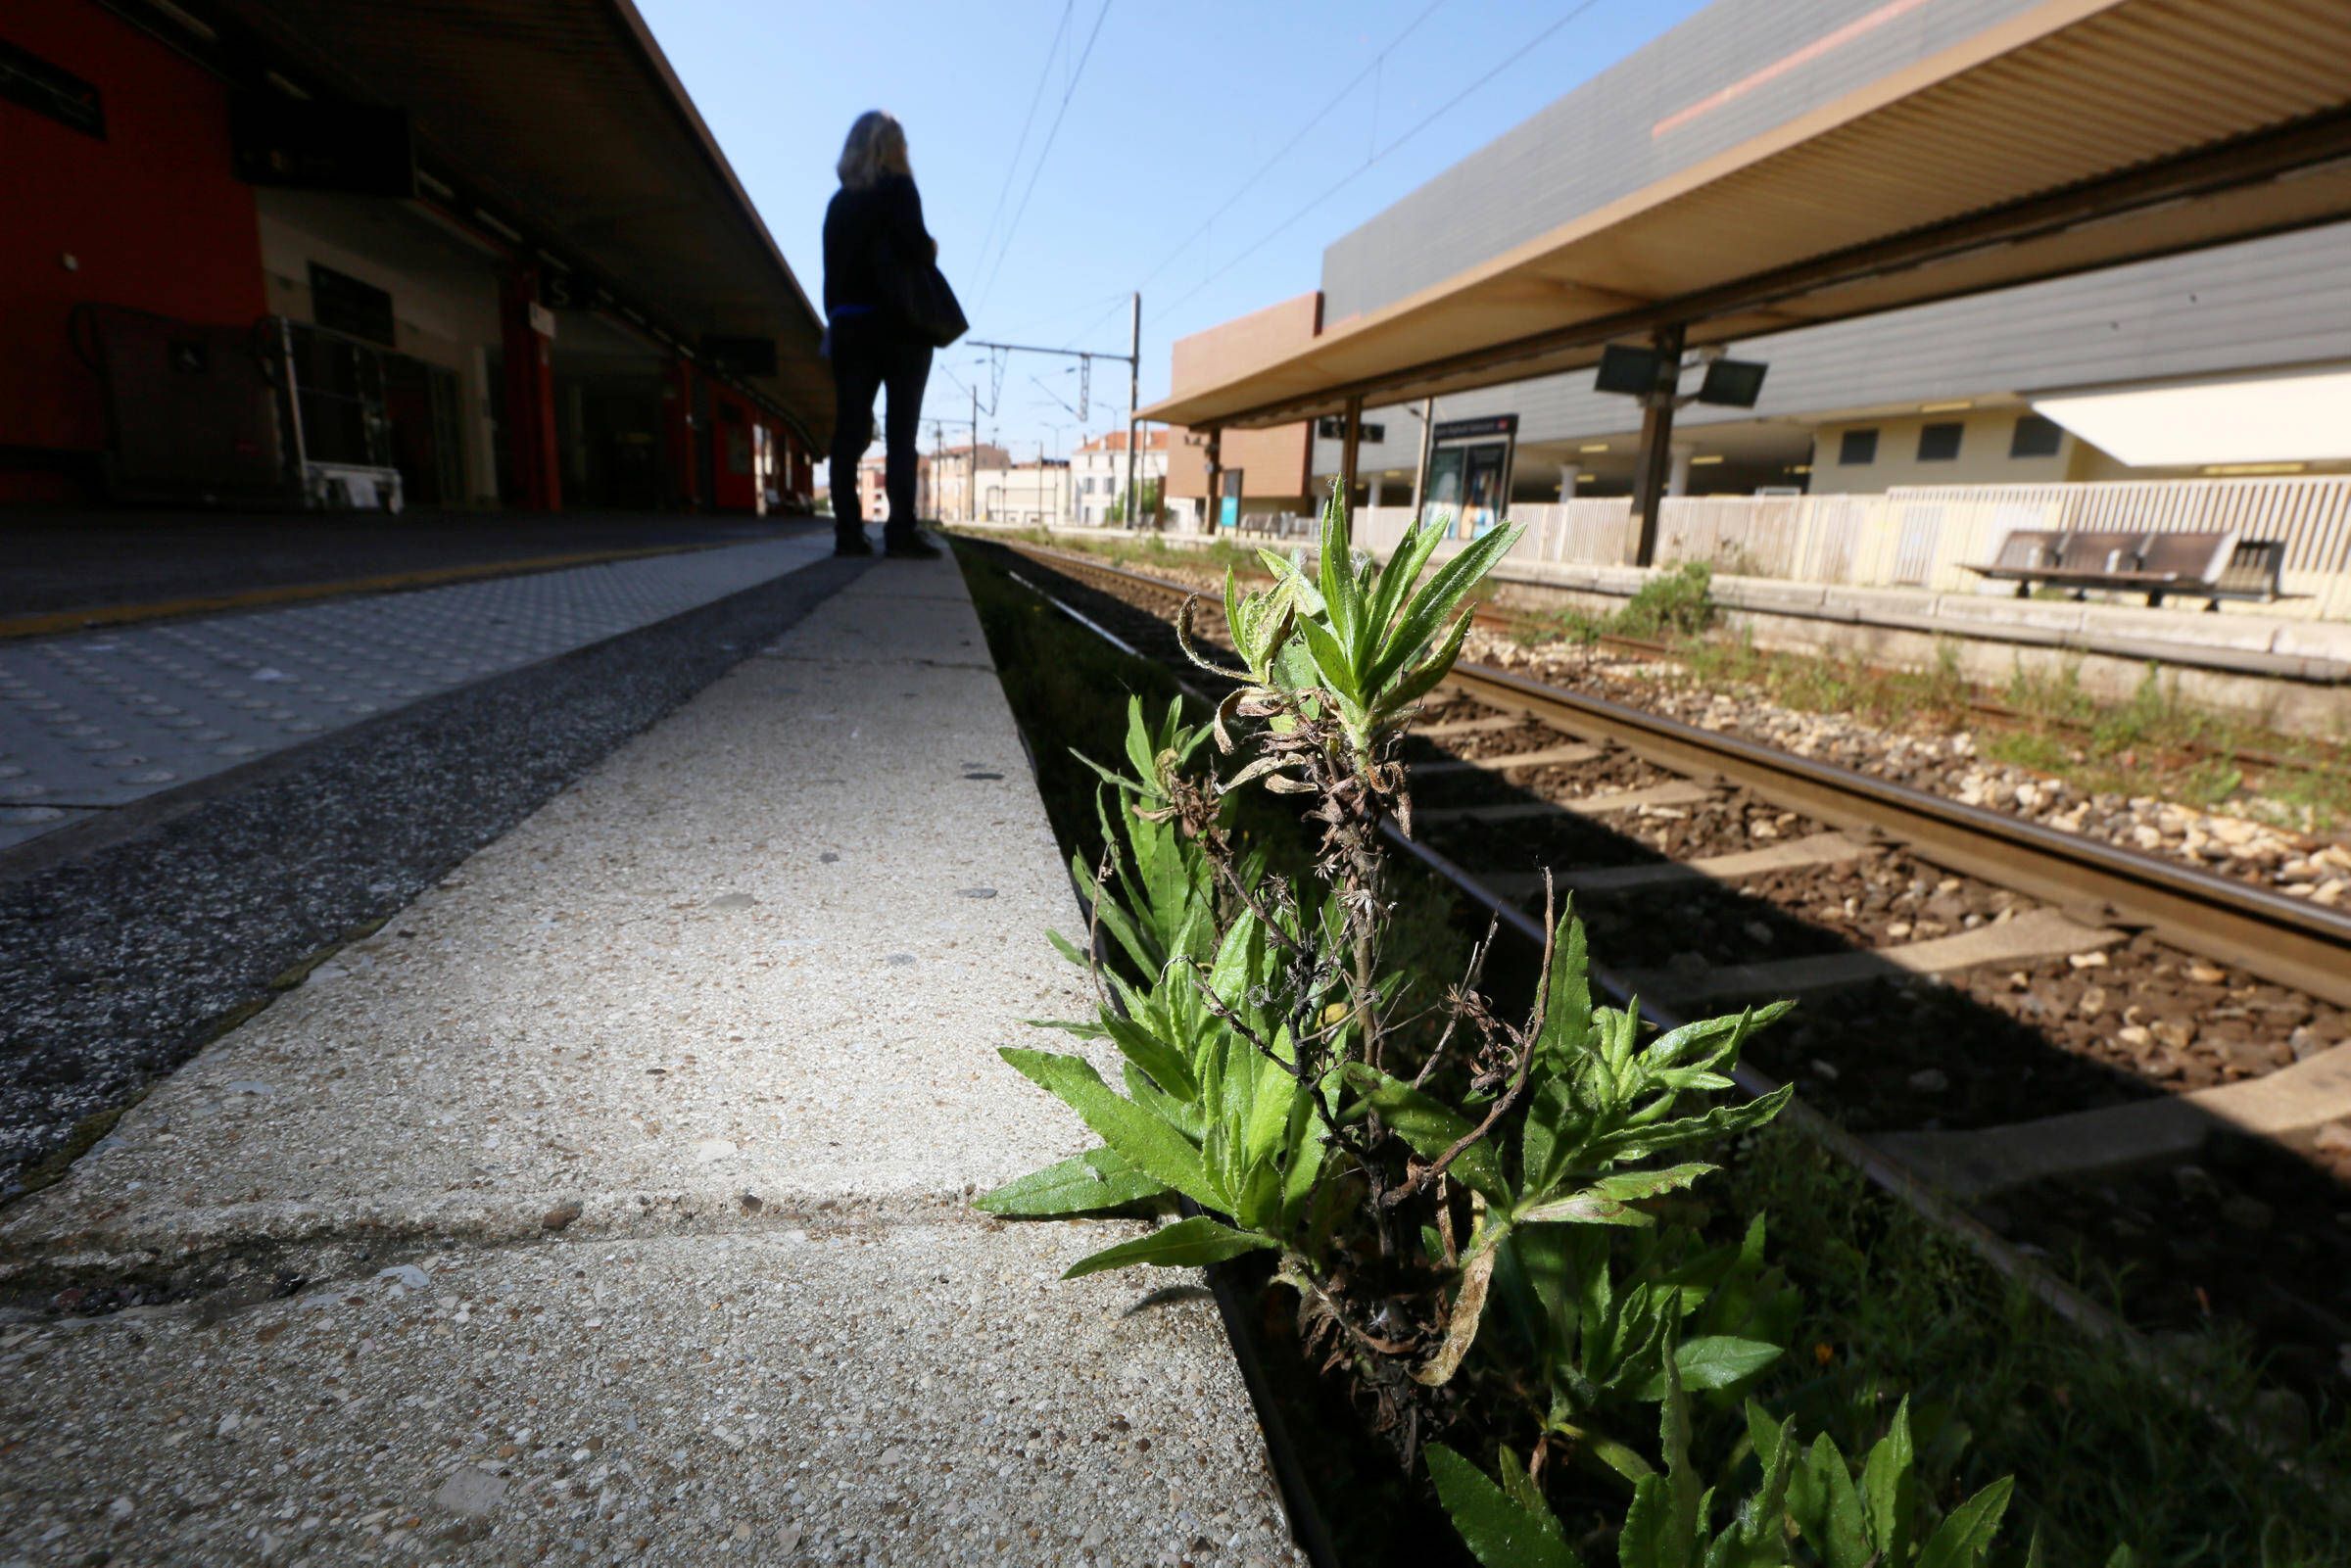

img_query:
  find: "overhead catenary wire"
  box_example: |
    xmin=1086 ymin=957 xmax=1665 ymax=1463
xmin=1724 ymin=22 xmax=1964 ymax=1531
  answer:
xmin=984 ymin=2 xmax=1452 ymax=445
xmin=1148 ymin=0 xmax=1614 ymax=328
xmin=923 ymin=370 xmax=975 ymax=424
xmin=969 ymin=0 xmax=1074 ymax=289
xmin=968 ymin=0 xmax=1452 ymax=461
xmin=1128 ymin=0 xmax=1450 ymax=297
xmin=1055 ymin=295 xmax=1136 ymax=355
xmin=1031 ymin=372 xmax=1082 ymax=420
xmin=993 ymin=288 xmax=1134 ymax=349
xmin=973 ymin=0 xmax=1115 ymax=314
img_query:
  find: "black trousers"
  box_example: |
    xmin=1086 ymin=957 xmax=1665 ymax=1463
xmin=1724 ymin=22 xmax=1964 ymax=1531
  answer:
xmin=828 ymin=314 xmax=932 ymax=543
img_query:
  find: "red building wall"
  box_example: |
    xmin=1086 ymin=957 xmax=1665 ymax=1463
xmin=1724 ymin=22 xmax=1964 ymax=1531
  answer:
xmin=663 ymin=359 xmax=699 ymax=509
xmin=1 ymin=1 xmax=266 ymax=498
xmin=499 ymin=268 xmax=561 ymax=511
xmin=789 ymin=435 xmax=812 ymax=500
xmin=708 ymin=384 xmax=757 ymax=513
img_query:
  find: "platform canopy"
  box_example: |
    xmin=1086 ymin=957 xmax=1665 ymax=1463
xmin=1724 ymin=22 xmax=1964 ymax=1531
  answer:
xmin=1142 ymin=0 xmax=2351 ymax=433
xmin=205 ymin=0 xmax=834 ymax=444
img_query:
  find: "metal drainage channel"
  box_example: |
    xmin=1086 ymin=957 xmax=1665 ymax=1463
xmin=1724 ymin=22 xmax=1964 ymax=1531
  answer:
xmin=988 ymin=539 xmax=2351 ymax=1507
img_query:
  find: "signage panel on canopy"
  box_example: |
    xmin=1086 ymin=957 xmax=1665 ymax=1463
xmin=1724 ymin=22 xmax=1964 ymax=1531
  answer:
xmin=1432 ymin=414 xmax=1518 ymax=442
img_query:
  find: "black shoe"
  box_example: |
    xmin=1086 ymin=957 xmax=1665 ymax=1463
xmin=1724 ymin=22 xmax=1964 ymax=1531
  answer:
xmin=883 ymin=534 xmax=941 ymax=560
xmin=835 ymin=533 xmax=875 ymax=557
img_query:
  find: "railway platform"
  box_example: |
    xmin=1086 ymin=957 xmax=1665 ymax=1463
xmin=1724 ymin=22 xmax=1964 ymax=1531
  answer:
xmin=0 ymin=511 xmax=811 ymax=629
xmin=0 ymin=532 xmax=837 ymax=852
xmin=0 ymin=547 xmax=1301 ymax=1563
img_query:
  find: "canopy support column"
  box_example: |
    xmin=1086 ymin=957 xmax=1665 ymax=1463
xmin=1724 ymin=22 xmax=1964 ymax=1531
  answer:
xmin=1339 ymin=395 xmax=1364 ymax=513
xmin=1627 ymin=322 xmax=1685 ymax=567
xmin=501 ymin=266 xmax=563 ymax=513
xmin=1408 ymin=395 xmax=1435 ymax=527
xmin=1203 ymin=429 xmax=1223 ymax=534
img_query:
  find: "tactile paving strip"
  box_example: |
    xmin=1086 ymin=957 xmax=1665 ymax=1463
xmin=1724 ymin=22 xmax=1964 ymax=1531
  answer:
xmin=0 ymin=539 xmax=826 ymax=851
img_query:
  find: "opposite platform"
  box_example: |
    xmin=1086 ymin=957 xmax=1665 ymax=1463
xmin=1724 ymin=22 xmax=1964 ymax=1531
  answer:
xmin=0 ymin=536 xmax=833 ymax=850
xmin=0 ymin=549 xmax=1302 ymax=1565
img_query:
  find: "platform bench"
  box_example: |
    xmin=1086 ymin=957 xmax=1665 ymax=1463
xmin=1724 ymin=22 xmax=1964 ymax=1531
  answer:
xmin=1963 ymin=529 xmax=2289 ymax=608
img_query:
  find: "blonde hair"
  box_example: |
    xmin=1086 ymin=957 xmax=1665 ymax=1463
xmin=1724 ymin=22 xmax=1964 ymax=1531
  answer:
xmin=837 ymin=111 xmax=910 ymax=190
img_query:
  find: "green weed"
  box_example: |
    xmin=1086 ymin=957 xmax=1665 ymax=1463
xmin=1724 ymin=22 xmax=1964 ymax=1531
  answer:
xmin=1740 ymin=1129 xmax=2351 ymax=1565
xmin=1614 ymin=562 xmax=1718 ymax=639
xmin=956 ymin=528 xmax=2350 ymax=1566
xmin=969 ymin=499 xmax=2026 ymax=1564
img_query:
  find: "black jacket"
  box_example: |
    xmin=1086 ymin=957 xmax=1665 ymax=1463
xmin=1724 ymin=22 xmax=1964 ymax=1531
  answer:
xmin=823 ymin=174 xmax=935 ymax=315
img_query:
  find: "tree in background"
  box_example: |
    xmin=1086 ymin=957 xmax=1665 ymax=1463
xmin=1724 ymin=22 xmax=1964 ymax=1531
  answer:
xmin=1105 ymin=477 xmax=1164 ymax=527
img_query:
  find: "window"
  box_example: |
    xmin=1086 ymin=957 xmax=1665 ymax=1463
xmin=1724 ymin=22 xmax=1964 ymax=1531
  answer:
xmin=1838 ymin=428 xmax=1878 ymax=465
xmin=1916 ymin=422 xmax=1963 ymax=461
xmin=2009 ymin=413 xmax=2063 ymax=458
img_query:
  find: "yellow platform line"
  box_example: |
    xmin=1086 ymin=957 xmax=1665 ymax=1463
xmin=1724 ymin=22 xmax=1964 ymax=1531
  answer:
xmin=0 ymin=543 xmax=733 ymax=641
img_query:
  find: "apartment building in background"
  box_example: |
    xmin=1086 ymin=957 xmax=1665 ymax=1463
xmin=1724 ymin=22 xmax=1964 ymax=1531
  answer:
xmin=928 ymin=442 xmax=1010 ymax=522
xmin=974 ymin=458 xmax=1070 ymax=527
xmin=853 ymin=443 xmax=1015 ymax=523
xmin=1071 ymin=430 xmax=1169 ymax=525
xmin=851 ymin=455 xmax=898 ymax=523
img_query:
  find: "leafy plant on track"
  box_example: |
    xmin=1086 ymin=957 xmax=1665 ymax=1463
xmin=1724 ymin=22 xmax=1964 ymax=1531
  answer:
xmin=977 ymin=488 xmax=2030 ymax=1563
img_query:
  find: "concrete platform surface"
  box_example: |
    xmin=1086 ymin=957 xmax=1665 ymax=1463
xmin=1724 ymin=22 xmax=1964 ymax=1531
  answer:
xmin=0 ymin=511 xmax=807 ymax=622
xmin=0 ymin=536 xmax=832 ymax=851
xmin=0 ymin=550 xmax=1302 ymax=1565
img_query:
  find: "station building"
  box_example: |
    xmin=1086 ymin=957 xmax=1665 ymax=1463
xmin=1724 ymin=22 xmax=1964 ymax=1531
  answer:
xmin=1 ymin=0 xmax=831 ymax=517
xmin=1169 ymin=0 xmax=2351 ymax=509
xmin=1162 ymin=294 xmax=1323 ymax=525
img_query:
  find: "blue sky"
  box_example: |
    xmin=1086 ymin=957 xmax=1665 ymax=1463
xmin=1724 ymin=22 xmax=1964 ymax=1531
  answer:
xmin=637 ymin=0 xmax=1709 ymax=473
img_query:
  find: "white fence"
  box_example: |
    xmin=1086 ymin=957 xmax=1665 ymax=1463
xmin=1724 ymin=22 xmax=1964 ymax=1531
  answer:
xmin=1334 ymin=477 xmax=2351 ymax=619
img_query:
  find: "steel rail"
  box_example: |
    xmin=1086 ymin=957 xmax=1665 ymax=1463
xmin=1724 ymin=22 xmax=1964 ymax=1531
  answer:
xmin=994 ymin=538 xmax=2351 ymax=1009
xmin=1446 ymin=661 xmax=2351 ymax=1009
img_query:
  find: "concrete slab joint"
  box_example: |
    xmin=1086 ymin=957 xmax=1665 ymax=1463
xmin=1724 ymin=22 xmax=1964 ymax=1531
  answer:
xmin=0 ymin=551 xmax=1303 ymax=1564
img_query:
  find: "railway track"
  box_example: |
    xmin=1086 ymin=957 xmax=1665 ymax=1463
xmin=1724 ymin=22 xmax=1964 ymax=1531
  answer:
xmin=1127 ymin=530 xmax=2343 ymax=780
xmin=1497 ymin=613 xmax=2341 ymax=796
xmin=983 ymin=536 xmax=2351 ymax=1418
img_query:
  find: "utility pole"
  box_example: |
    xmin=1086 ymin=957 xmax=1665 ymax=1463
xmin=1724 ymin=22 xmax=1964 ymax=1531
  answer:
xmin=1204 ymin=430 xmax=1222 ymax=536
xmin=1409 ymin=396 xmax=1435 ymax=525
xmin=968 ymin=308 xmax=1144 ymax=529
xmin=970 ymin=382 xmax=980 ymax=523
xmin=1339 ymin=396 xmax=1364 ymax=513
xmin=922 ymin=413 xmax=980 ymax=523
xmin=1125 ymin=292 xmax=1142 ymax=532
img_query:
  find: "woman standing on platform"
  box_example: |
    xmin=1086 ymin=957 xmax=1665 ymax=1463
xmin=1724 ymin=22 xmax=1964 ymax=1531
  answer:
xmin=823 ymin=110 xmax=940 ymax=559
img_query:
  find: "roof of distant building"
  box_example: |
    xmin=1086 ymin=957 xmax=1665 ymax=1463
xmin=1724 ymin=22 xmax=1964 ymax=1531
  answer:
xmin=1075 ymin=430 xmax=1170 ymax=453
